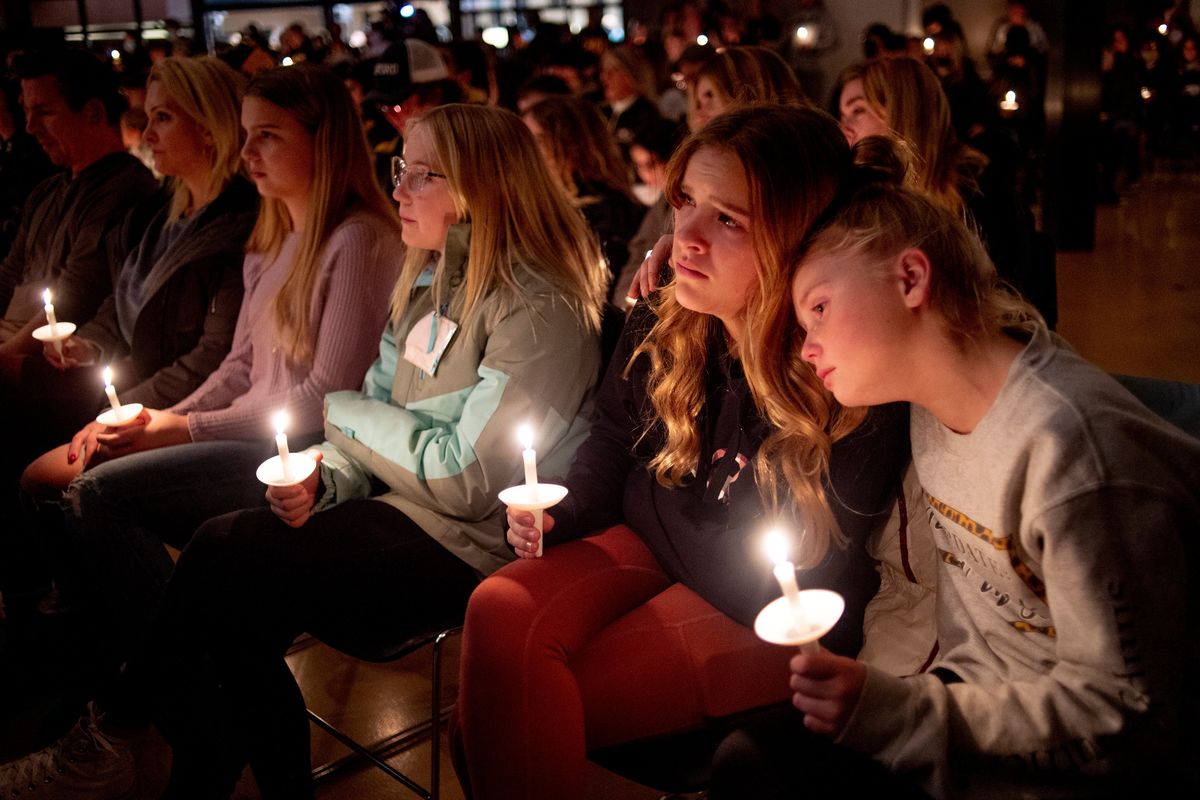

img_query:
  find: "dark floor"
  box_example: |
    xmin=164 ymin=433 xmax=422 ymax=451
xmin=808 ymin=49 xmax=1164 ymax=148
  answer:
xmin=2 ymin=167 xmax=1198 ymax=799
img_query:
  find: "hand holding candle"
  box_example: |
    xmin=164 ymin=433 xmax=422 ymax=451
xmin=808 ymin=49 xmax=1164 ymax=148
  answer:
xmin=498 ymin=423 xmax=568 ymax=559
xmin=255 ymin=408 xmax=316 ymax=487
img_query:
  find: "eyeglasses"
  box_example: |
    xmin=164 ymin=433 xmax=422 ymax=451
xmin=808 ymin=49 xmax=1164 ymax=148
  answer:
xmin=391 ymin=156 xmax=447 ymax=193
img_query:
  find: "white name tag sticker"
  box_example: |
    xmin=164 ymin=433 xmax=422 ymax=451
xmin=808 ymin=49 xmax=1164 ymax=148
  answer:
xmin=403 ymin=310 xmax=458 ymax=377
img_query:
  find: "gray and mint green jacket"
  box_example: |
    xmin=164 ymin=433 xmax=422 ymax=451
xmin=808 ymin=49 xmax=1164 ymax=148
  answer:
xmin=313 ymin=223 xmax=600 ymax=576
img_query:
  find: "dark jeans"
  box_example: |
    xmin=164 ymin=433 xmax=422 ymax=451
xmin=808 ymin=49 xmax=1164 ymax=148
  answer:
xmin=709 ymin=705 xmax=930 ymax=799
xmin=147 ymin=499 xmax=481 ymax=800
xmin=0 ymin=354 xmax=106 ymax=595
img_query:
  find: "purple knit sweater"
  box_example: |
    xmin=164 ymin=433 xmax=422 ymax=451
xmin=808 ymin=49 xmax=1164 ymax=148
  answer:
xmin=169 ymin=211 xmax=401 ymax=441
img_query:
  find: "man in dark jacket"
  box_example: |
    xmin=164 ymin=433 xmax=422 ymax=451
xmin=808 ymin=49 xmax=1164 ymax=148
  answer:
xmin=0 ymin=48 xmax=156 ymax=355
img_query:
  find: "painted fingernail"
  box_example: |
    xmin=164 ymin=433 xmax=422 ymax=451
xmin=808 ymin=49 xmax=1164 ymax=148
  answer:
xmin=68 ymin=453 xmax=76 ymax=463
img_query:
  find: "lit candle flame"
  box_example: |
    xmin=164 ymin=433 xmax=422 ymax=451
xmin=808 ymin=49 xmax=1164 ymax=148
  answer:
xmin=273 ymin=409 xmax=289 ymax=436
xmin=923 ymin=36 xmax=935 ymax=54
xmin=102 ymin=365 xmax=113 ymax=387
xmin=1158 ymin=23 xmax=1168 ymax=35
xmin=696 ymin=34 xmax=708 ymax=46
xmin=1006 ymin=90 xmax=1017 ymax=103
xmin=764 ymin=527 xmax=790 ymax=566
xmin=42 ymin=288 xmax=52 ymax=305
xmin=518 ymin=424 xmax=534 ymax=450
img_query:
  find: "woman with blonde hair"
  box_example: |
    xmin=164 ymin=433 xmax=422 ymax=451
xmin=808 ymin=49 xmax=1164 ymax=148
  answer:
xmin=523 ymin=95 xmax=644 ymax=302
xmin=452 ymin=104 xmax=910 ymax=800
xmin=835 ymin=56 xmax=1048 ymax=321
xmin=0 ymin=55 xmax=257 ymax=603
xmin=616 ymin=45 xmax=807 ymax=302
xmin=689 ymin=45 xmax=807 ymax=131
xmin=0 ymin=65 xmax=402 ymax=794
xmin=711 ymin=160 xmax=1198 ymax=800
xmin=132 ymin=103 xmax=605 ymax=798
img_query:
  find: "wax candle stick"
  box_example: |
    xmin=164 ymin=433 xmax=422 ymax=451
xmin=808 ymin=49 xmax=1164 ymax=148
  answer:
xmin=43 ymin=288 xmax=63 ymax=356
xmin=765 ymin=528 xmax=805 ymax=624
xmin=518 ymin=424 xmax=544 ymax=556
xmin=519 ymin=424 xmax=538 ymax=489
xmin=102 ymin=366 xmax=121 ymax=412
xmin=273 ymin=410 xmax=291 ymax=480
xmin=42 ymin=288 xmax=58 ymax=328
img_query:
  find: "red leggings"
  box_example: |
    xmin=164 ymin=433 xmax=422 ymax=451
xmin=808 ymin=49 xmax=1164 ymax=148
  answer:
xmin=453 ymin=525 xmax=794 ymax=800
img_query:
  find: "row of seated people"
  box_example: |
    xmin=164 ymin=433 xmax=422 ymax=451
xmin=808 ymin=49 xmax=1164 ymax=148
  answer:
xmin=0 ymin=45 xmax=1196 ymax=800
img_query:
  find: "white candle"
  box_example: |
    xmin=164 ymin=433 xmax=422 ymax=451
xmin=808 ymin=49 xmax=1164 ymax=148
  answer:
xmin=519 ymin=424 xmax=538 ymax=488
xmin=42 ymin=288 xmax=58 ymax=329
xmin=765 ymin=528 xmax=804 ymax=618
xmin=102 ymin=366 xmax=121 ymax=412
xmin=518 ymin=424 xmax=544 ymax=556
xmin=273 ymin=410 xmax=291 ymax=479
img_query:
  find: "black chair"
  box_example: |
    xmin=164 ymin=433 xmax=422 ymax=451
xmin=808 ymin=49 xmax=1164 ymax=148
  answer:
xmin=304 ymin=620 xmax=464 ymax=800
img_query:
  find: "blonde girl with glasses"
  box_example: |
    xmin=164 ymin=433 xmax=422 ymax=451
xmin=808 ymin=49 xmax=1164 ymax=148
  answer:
xmin=135 ymin=103 xmax=605 ymax=798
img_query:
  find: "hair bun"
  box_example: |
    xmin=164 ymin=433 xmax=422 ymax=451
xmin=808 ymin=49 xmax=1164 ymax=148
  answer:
xmin=848 ymin=134 xmax=914 ymax=190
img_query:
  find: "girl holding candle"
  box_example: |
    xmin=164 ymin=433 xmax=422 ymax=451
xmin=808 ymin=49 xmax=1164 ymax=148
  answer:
xmin=139 ymin=103 xmax=604 ymax=797
xmin=710 ymin=160 xmax=1200 ymax=798
xmin=452 ymin=105 xmax=912 ymax=800
xmin=0 ymin=65 xmax=401 ymax=793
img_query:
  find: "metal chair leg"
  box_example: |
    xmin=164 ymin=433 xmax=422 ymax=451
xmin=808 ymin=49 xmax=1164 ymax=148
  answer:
xmin=307 ymin=626 xmax=461 ymax=800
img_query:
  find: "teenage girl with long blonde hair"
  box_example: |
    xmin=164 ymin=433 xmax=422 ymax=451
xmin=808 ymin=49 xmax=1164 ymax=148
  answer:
xmin=453 ymin=104 xmax=912 ymax=800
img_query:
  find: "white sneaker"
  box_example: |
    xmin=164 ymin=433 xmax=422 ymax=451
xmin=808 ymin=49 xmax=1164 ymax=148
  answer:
xmin=0 ymin=705 xmax=134 ymax=799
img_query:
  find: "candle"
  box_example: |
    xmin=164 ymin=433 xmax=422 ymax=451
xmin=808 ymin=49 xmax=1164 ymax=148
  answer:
xmin=102 ymin=366 xmax=121 ymax=412
xmin=42 ymin=288 xmax=58 ymax=329
xmin=765 ymin=528 xmax=804 ymax=622
xmin=518 ymin=424 xmax=545 ymax=556
xmin=795 ymin=26 xmax=811 ymax=45
xmin=923 ymin=36 xmax=935 ymax=55
xmin=273 ymin=410 xmax=291 ymax=479
xmin=519 ymin=424 xmax=538 ymax=488
xmin=696 ymin=34 xmax=708 ymax=47
xmin=1000 ymin=90 xmax=1020 ymax=112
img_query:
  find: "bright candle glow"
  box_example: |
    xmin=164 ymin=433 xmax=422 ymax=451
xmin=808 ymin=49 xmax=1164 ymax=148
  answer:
xmin=482 ymin=27 xmax=510 ymax=49
xmin=281 ymin=56 xmax=294 ymax=66
xmin=111 ymin=50 xmax=120 ymax=60
xmin=102 ymin=366 xmax=121 ymax=412
xmin=1006 ymin=90 xmax=1017 ymax=103
xmin=1159 ymin=23 xmax=1168 ymax=35
xmin=518 ymin=424 xmax=534 ymax=451
xmin=764 ymin=527 xmax=790 ymax=566
xmin=696 ymin=34 xmax=709 ymax=46
xmin=923 ymin=36 xmax=935 ymax=54
xmin=273 ymin=410 xmax=289 ymax=436
xmin=42 ymin=288 xmax=52 ymax=306
xmin=400 ymin=3 xmax=415 ymax=18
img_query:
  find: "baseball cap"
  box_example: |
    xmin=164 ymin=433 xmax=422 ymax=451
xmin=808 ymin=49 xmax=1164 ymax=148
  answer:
xmin=363 ymin=38 xmax=450 ymax=106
